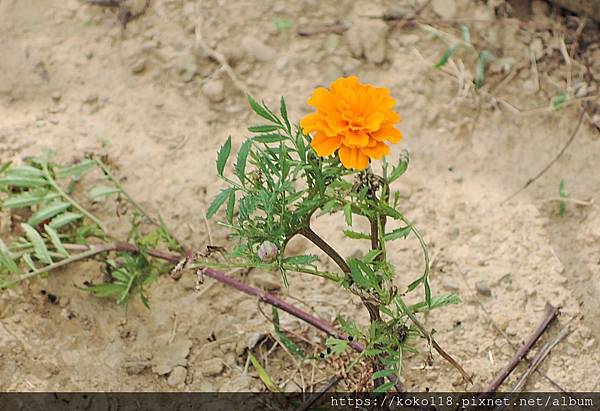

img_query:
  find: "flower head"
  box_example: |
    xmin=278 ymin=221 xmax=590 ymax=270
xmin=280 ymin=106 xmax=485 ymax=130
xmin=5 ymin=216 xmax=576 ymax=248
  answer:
xmin=300 ymin=76 xmax=403 ymax=170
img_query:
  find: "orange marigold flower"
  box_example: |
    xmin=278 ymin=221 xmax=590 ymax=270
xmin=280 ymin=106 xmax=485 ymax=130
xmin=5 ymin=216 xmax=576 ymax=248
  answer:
xmin=300 ymin=76 xmax=403 ymax=170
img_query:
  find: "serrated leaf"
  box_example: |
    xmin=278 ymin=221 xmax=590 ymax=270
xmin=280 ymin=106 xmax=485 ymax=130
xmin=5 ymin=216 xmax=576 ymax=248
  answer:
xmin=216 ymin=136 xmax=232 ymax=176
xmin=88 ymin=185 xmax=121 ymax=201
xmin=235 ymin=139 xmax=252 ymax=182
xmin=22 ymin=253 xmax=37 ymax=272
xmin=272 ymin=307 xmax=306 ymax=359
xmin=247 ymin=95 xmax=277 ymax=122
xmin=226 ymin=190 xmax=235 ymax=224
xmin=247 ymin=352 xmax=279 ymax=392
xmin=388 ymin=151 xmax=409 ymax=182
xmin=409 ymin=293 xmax=461 ymax=313
xmin=2 ymin=192 xmax=58 ymax=209
xmin=0 ymin=162 xmax=12 ymax=175
xmin=383 ymin=226 xmax=411 ymax=241
xmin=363 ymin=249 xmax=382 ymax=264
xmin=434 ymin=45 xmax=457 ymax=68
xmin=372 ymin=369 xmax=395 ymax=380
xmin=55 ymin=159 xmax=96 ymax=178
xmin=44 ymin=225 xmax=69 ymax=258
xmin=206 ymin=189 xmax=232 ymax=219
xmin=6 ymin=165 xmax=44 ymax=177
xmin=343 ymin=203 xmax=352 ymax=226
xmin=348 ymin=258 xmax=371 ymax=288
xmin=284 ymin=255 xmax=319 ymax=265
xmin=248 ymin=125 xmax=280 ymax=133
xmin=325 ymin=337 xmax=348 ymax=354
xmin=48 ymin=212 xmax=83 ymax=229
xmin=343 ymin=230 xmax=370 ymax=240
xmin=27 ymin=202 xmax=70 ymax=226
xmin=553 ymin=92 xmax=567 ymax=110
xmin=279 ymin=97 xmax=291 ymax=132
xmin=21 ymin=223 xmax=52 ymax=264
xmin=253 ymin=133 xmax=286 ymax=144
xmin=0 ymin=240 xmax=20 ymax=275
xmin=374 ymin=381 xmax=395 ymax=393
xmin=0 ymin=176 xmax=48 ymax=188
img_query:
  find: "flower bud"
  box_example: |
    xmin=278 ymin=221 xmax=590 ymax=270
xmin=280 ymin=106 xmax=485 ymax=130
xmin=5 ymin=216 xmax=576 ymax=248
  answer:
xmin=257 ymin=241 xmax=278 ymax=262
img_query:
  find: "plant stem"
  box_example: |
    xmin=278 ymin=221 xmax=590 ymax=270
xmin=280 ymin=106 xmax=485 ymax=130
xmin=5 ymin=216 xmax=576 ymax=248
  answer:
xmin=299 ymin=226 xmax=350 ymax=274
xmin=42 ymin=162 xmax=107 ymax=232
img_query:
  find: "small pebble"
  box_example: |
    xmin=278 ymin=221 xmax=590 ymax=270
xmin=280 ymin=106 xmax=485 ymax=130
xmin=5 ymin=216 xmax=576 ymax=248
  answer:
xmin=475 ymin=281 xmax=492 ymax=296
xmin=167 ymin=366 xmax=187 ymax=387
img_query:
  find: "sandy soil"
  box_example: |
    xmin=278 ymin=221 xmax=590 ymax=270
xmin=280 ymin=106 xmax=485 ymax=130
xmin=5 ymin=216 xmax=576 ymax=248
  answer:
xmin=1 ymin=0 xmax=599 ymax=393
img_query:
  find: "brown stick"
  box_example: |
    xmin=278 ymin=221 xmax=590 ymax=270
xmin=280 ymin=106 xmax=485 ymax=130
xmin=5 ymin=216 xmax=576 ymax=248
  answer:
xmin=482 ymin=303 xmax=559 ymax=393
xmin=295 ymin=375 xmax=343 ymax=411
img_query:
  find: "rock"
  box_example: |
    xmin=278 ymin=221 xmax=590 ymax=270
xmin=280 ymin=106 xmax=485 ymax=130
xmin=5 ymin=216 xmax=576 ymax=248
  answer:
xmin=122 ymin=358 xmax=151 ymax=375
xmin=200 ymin=358 xmax=224 ymax=377
xmin=345 ymin=20 xmax=388 ymax=64
xmin=475 ymin=281 xmax=492 ymax=297
xmin=201 ymin=79 xmax=225 ymax=103
xmin=529 ymin=37 xmax=544 ymax=60
xmin=130 ymin=58 xmax=146 ymax=74
xmin=431 ymin=0 xmax=457 ymax=19
xmin=400 ymin=34 xmax=420 ymax=46
xmin=241 ymin=37 xmax=276 ymax=62
xmin=51 ymin=92 xmax=61 ymax=102
xmin=219 ymin=375 xmax=253 ymax=392
xmin=441 ymin=277 xmax=460 ymax=291
xmin=167 ymin=366 xmax=188 ymax=387
xmin=235 ymin=332 xmax=265 ymax=355
xmin=151 ymin=337 xmax=192 ymax=375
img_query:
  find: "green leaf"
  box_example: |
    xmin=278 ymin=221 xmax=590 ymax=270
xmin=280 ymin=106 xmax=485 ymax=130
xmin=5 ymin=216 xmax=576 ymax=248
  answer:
xmin=44 ymin=225 xmax=69 ymax=258
xmin=558 ymin=179 xmax=568 ymax=216
xmin=388 ymin=151 xmax=409 ymax=182
xmin=55 ymin=159 xmax=96 ymax=178
xmin=226 ymin=189 xmax=235 ymax=224
xmin=21 ymin=223 xmax=52 ymax=265
xmin=253 ymin=133 xmax=286 ymax=144
xmin=383 ymin=226 xmax=411 ymax=241
xmin=0 ymin=162 xmax=12 ymax=175
xmin=206 ymin=189 xmax=232 ymax=219
xmin=6 ymin=165 xmax=44 ymax=177
xmin=48 ymin=212 xmax=83 ymax=229
xmin=87 ymin=185 xmax=121 ymax=201
xmin=407 ymin=276 xmax=422 ymax=292
xmin=474 ymin=50 xmax=492 ymax=89
xmin=363 ymin=249 xmax=382 ymax=264
xmin=235 ymin=139 xmax=252 ymax=182
xmin=343 ymin=230 xmax=371 ymax=240
xmin=272 ymin=307 xmax=306 ymax=359
xmin=372 ymin=369 xmax=395 ymax=380
xmin=22 ymin=253 xmax=37 ymax=272
xmin=325 ymin=337 xmax=349 ymax=354
xmin=248 ymin=125 xmax=280 ymax=133
xmin=27 ymin=202 xmax=71 ymax=226
xmin=0 ymin=176 xmax=48 ymax=188
xmin=85 ymin=283 xmax=125 ymax=298
xmin=284 ymin=255 xmax=319 ymax=265
xmin=247 ymin=352 xmax=279 ymax=392
xmin=279 ymin=97 xmax=291 ymax=132
xmin=2 ymin=192 xmax=58 ymax=209
xmin=216 ymin=136 xmax=232 ymax=176
xmin=461 ymin=24 xmax=471 ymax=44
xmin=409 ymin=293 xmax=461 ymax=313
xmin=348 ymin=258 xmax=371 ymax=288
xmin=0 ymin=240 xmax=20 ymax=275
xmin=343 ymin=203 xmax=353 ymax=226
xmin=374 ymin=381 xmax=395 ymax=393
xmin=553 ymin=92 xmax=568 ymax=110
xmin=434 ymin=45 xmax=457 ymax=68
xmin=247 ymin=95 xmax=277 ymax=123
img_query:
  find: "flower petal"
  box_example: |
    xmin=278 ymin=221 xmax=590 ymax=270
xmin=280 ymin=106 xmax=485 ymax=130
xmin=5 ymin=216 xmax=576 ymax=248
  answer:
xmin=311 ymin=132 xmax=342 ymax=157
xmin=307 ymin=88 xmax=337 ymax=113
xmin=338 ymin=145 xmax=369 ymax=170
xmin=361 ymin=142 xmax=390 ymax=159
xmin=342 ymin=130 xmax=369 ymax=147
xmin=371 ymin=126 xmax=403 ymax=143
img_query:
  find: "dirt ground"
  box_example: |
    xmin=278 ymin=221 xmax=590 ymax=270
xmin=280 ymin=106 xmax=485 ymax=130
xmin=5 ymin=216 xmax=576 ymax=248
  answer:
xmin=1 ymin=0 xmax=599 ymax=393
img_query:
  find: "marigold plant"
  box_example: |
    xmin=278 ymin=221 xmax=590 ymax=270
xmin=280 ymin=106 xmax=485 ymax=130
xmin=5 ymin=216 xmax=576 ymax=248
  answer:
xmin=196 ymin=77 xmax=467 ymax=391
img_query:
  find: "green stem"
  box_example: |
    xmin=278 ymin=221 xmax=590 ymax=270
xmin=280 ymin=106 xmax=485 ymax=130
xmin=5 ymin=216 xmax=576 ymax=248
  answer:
xmin=42 ymin=162 xmax=107 ymax=232
xmin=0 ymin=243 xmax=116 ymax=289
